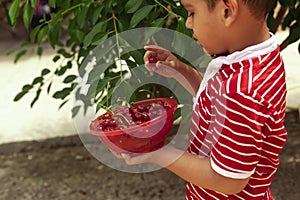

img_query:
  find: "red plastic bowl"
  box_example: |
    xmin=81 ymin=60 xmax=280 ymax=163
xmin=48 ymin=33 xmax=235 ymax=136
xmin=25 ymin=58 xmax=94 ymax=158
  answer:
xmin=89 ymin=98 xmax=178 ymax=153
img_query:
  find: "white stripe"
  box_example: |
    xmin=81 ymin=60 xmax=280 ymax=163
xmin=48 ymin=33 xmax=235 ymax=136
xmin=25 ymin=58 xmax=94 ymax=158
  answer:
xmin=268 ymin=78 xmax=285 ymax=103
xmin=212 ymin=126 xmax=260 ymax=148
xmin=256 ymin=163 xmax=278 ymax=171
xmin=263 ymin=141 xmax=283 ymax=149
xmin=258 ymin=55 xmax=262 ymax=63
xmin=210 ymin=157 xmax=254 ymax=178
xmin=259 ymin=52 xmax=271 ymax=65
xmin=192 ymin=185 xmax=217 ymax=200
xmin=254 ymin=52 xmax=276 ymax=81
xmin=188 ymin=184 xmax=205 ymax=200
xmin=251 ymin=170 xmax=277 ymax=180
xmin=222 ymin=93 xmax=268 ymax=118
xmin=214 ymin=118 xmax=263 ymax=143
xmin=231 ymin=194 xmax=244 ymax=200
xmin=226 ymin=73 xmax=233 ymax=93
xmin=247 ymin=182 xmax=271 ymax=188
xmin=273 ymin=87 xmax=286 ymax=109
xmin=214 ymin=105 xmax=261 ymax=135
xmin=210 ymin=83 xmax=218 ymax=94
xmin=261 ymin=148 xmax=279 ymax=156
xmin=221 ymin=69 xmax=228 ymax=78
xmin=215 ymin=97 xmax=265 ymax=126
xmin=212 ymin=143 xmax=260 ymax=165
xmin=265 ymin=123 xmax=285 ymax=132
xmin=212 ymin=134 xmax=260 ymax=157
xmin=253 ymin=55 xmax=282 ymax=95
xmin=261 ymin=73 xmax=284 ymax=99
xmin=190 ymin=130 xmax=211 ymax=152
xmin=237 ymin=62 xmax=243 ymax=93
xmin=248 ymin=59 xmax=253 ymax=94
xmin=242 ymin=189 xmax=265 ymax=198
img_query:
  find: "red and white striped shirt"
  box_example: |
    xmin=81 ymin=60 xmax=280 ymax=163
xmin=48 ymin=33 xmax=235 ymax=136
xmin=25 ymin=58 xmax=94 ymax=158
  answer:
xmin=187 ymin=34 xmax=287 ymax=199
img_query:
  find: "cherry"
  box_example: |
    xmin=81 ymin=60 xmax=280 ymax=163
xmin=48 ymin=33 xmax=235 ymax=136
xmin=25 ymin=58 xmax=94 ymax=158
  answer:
xmin=108 ymin=119 xmax=116 ymax=127
xmin=137 ymin=104 xmax=147 ymax=112
xmin=143 ymin=113 xmax=151 ymax=121
xmin=148 ymin=56 xmax=158 ymax=64
xmin=134 ymin=112 xmax=143 ymax=121
xmin=95 ymin=99 xmax=174 ymax=132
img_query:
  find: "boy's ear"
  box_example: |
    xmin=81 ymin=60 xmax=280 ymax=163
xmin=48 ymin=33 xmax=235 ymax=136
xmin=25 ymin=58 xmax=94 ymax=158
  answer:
xmin=221 ymin=0 xmax=239 ymax=27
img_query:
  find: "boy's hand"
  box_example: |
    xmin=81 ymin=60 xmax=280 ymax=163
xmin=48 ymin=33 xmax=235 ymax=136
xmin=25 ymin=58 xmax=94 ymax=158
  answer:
xmin=144 ymin=45 xmax=182 ymax=78
xmin=110 ymin=146 xmax=184 ymax=167
xmin=110 ymin=149 xmax=154 ymax=165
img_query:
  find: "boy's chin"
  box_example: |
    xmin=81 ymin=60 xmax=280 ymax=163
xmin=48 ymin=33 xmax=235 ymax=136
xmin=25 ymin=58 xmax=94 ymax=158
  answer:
xmin=202 ymin=47 xmax=210 ymax=55
xmin=202 ymin=47 xmax=214 ymax=57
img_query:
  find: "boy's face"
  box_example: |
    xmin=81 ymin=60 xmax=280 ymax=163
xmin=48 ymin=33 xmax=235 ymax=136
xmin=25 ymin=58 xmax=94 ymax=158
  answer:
xmin=181 ymin=0 xmax=228 ymax=56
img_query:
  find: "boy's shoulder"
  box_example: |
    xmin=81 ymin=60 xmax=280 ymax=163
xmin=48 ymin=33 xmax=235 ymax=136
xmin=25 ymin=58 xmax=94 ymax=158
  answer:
xmin=214 ymin=46 xmax=285 ymax=110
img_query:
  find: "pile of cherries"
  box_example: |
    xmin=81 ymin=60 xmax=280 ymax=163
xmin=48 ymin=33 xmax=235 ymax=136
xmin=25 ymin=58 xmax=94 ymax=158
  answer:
xmin=92 ymin=100 xmax=172 ymax=132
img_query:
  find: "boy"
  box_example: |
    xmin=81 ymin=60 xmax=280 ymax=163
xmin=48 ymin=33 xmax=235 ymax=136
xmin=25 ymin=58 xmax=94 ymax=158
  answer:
xmin=116 ymin=0 xmax=287 ymax=199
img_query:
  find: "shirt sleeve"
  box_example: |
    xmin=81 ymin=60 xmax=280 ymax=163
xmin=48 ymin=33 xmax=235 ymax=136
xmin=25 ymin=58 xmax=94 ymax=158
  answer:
xmin=209 ymin=91 xmax=270 ymax=179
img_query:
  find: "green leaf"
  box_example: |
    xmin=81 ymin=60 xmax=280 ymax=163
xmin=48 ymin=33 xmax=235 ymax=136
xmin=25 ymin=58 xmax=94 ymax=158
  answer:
xmin=90 ymin=77 xmax=111 ymax=98
xmin=83 ymin=20 xmax=107 ymax=48
xmin=91 ymin=32 xmax=110 ymax=46
xmin=37 ymin=46 xmax=43 ymax=57
xmin=49 ymin=0 xmax=56 ymax=8
xmin=125 ymin=0 xmax=143 ymax=13
xmin=57 ymin=49 xmax=72 ymax=58
xmin=38 ymin=26 xmax=48 ymax=45
xmin=14 ymin=49 xmax=27 ymax=63
xmin=14 ymin=91 xmax=27 ymax=101
xmin=72 ymin=105 xmax=81 ymax=118
xmin=58 ymin=99 xmax=69 ymax=110
xmin=8 ymin=0 xmax=20 ymax=27
xmin=30 ymin=88 xmax=41 ymax=107
xmin=74 ymin=30 xmax=85 ymax=43
xmin=23 ymin=2 xmax=34 ymax=29
xmin=47 ymin=82 xmax=52 ymax=94
xmin=30 ymin=0 xmax=38 ymax=7
xmin=30 ymin=25 xmax=41 ymax=43
xmin=32 ymin=76 xmax=43 ymax=85
xmin=41 ymin=68 xmax=51 ymax=76
xmin=130 ymin=5 xmax=154 ymax=28
xmin=22 ymin=84 xmax=33 ymax=92
xmin=53 ymin=87 xmax=73 ymax=99
xmin=6 ymin=49 xmax=16 ymax=56
xmin=151 ymin=17 xmax=166 ymax=27
xmin=48 ymin=23 xmax=61 ymax=49
xmin=90 ymin=5 xmax=104 ymax=25
xmin=63 ymin=75 xmax=77 ymax=83
xmin=77 ymin=5 xmax=89 ymax=29
xmin=52 ymin=55 xmax=60 ymax=62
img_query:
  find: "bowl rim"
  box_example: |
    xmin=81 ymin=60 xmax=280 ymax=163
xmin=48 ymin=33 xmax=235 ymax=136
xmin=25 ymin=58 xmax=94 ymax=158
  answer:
xmin=89 ymin=97 xmax=177 ymax=136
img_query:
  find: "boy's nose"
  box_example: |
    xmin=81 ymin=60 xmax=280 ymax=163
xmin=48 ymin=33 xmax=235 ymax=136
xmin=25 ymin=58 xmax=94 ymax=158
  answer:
xmin=185 ymin=18 xmax=192 ymax=30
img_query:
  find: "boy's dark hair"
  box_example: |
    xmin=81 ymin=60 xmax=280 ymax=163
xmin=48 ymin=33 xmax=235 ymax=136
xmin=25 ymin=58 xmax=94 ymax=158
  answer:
xmin=205 ymin=0 xmax=275 ymax=18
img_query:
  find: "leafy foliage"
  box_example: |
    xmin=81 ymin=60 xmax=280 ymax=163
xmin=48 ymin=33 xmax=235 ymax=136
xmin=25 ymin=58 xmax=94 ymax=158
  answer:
xmin=3 ymin=0 xmax=300 ymax=115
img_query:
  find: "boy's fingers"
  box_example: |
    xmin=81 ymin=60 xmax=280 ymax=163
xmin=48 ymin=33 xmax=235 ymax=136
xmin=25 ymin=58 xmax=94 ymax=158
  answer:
xmin=144 ymin=45 xmax=165 ymax=51
xmin=144 ymin=45 xmax=168 ymax=55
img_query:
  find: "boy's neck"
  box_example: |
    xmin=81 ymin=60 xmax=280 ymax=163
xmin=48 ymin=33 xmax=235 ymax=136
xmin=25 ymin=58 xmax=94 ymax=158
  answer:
xmin=227 ymin=23 xmax=270 ymax=54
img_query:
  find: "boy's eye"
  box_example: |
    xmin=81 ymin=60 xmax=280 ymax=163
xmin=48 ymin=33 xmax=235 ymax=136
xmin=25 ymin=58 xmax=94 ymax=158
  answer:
xmin=188 ymin=12 xmax=194 ymax=17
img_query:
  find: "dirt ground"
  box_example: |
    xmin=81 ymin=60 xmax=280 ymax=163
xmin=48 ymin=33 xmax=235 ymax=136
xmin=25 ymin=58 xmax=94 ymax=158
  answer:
xmin=0 ymin=110 xmax=299 ymax=200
